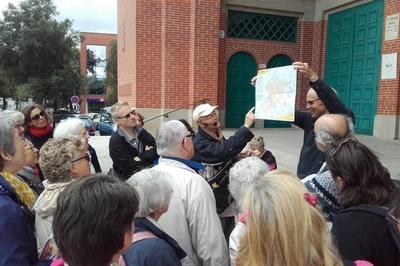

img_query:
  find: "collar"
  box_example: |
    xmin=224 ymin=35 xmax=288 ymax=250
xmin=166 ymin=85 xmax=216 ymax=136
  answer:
xmin=159 ymin=156 xmax=204 ymax=172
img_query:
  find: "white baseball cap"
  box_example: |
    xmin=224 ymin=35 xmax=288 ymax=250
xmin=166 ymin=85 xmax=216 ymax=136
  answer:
xmin=192 ymin=103 xmax=218 ymax=122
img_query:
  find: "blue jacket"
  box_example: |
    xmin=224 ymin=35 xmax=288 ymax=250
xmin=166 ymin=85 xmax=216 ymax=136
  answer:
xmin=0 ymin=174 xmax=38 ymax=266
xmin=123 ymin=217 xmax=186 ymax=266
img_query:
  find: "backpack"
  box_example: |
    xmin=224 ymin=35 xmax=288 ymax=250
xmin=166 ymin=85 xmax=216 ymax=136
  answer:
xmin=342 ymin=204 xmax=400 ymax=255
xmin=200 ymin=159 xmax=234 ymax=213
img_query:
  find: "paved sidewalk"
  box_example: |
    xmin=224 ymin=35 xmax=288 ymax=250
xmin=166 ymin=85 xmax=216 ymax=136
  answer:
xmin=89 ymin=128 xmax=400 ymax=179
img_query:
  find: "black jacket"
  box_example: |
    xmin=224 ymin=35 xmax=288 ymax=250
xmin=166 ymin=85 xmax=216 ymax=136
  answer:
xmin=193 ymin=126 xmax=254 ymax=164
xmin=294 ymin=79 xmax=354 ymax=179
xmin=25 ymin=130 xmax=53 ymax=151
xmin=109 ymin=127 xmax=158 ymax=180
xmin=123 ymin=217 xmax=186 ymax=266
xmin=332 ymin=207 xmax=399 ymax=266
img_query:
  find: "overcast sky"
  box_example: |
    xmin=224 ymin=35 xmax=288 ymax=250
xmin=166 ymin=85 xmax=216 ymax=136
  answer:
xmin=0 ymin=0 xmax=117 ymax=33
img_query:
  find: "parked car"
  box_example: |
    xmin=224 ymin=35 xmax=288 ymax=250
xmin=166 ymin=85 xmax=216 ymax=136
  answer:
xmin=98 ymin=113 xmax=117 ymax=136
xmin=78 ymin=115 xmax=96 ymax=136
xmin=86 ymin=112 xmax=101 ymax=129
xmin=52 ymin=109 xmax=79 ymax=126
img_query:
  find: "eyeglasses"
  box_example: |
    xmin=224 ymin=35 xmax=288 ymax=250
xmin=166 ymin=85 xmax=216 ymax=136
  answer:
xmin=31 ymin=111 xmax=46 ymax=120
xmin=119 ymin=110 xmax=136 ymax=119
xmin=307 ymin=98 xmax=320 ymax=105
xmin=72 ymin=153 xmax=91 ymax=163
xmin=182 ymin=132 xmax=195 ymax=144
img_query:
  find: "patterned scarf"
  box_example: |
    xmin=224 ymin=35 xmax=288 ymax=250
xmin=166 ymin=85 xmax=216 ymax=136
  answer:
xmin=1 ymin=171 xmax=37 ymax=209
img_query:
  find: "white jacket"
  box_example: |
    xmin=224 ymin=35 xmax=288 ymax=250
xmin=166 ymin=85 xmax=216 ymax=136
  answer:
xmin=33 ymin=181 xmax=71 ymax=254
xmin=154 ymin=158 xmax=229 ymax=266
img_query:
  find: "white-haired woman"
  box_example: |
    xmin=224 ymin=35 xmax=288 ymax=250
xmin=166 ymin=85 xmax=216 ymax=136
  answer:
xmin=124 ymin=168 xmax=186 ymax=266
xmin=228 ymin=157 xmax=268 ymax=265
xmin=54 ymin=118 xmax=102 ymax=173
xmin=34 ymin=136 xmax=90 ymax=256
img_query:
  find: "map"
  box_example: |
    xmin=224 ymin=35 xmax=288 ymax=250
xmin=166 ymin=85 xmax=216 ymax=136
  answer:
xmin=255 ymin=65 xmax=297 ymax=121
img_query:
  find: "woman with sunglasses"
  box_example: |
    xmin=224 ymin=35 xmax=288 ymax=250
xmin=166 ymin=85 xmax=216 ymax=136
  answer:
xmin=326 ymin=139 xmax=399 ymax=266
xmin=34 ymin=136 xmax=90 ymax=258
xmin=23 ymin=104 xmax=54 ymax=150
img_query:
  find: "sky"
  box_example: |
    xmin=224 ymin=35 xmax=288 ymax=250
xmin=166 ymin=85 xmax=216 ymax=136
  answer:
xmin=0 ymin=0 xmax=117 ymax=33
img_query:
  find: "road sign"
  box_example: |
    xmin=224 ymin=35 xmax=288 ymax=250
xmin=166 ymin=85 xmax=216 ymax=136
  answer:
xmin=70 ymin=95 xmax=80 ymax=104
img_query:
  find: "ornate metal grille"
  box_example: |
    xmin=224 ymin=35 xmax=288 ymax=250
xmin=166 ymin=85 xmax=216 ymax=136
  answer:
xmin=228 ymin=10 xmax=298 ymax=42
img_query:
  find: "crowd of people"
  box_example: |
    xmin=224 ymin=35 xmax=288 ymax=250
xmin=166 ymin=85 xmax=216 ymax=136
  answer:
xmin=0 ymin=61 xmax=399 ymax=266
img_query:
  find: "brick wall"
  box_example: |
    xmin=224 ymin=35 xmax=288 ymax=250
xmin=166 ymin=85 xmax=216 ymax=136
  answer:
xmin=379 ymin=0 xmax=400 ymax=116
xmin=80 ymin=32 xmax=117 ymax=111
xmin=119 ymin=0 xmax=220 ymax=110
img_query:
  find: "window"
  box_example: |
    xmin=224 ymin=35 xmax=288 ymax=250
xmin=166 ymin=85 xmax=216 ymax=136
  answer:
xmin=228 ymin=10 xmax=298 ymax=42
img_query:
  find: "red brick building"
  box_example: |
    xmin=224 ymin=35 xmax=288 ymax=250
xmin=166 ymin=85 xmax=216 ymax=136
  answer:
xmin=118 ymin=0 xmax=400 ymax=139
xmin=80 ymin=32 xmax=116 ymax=113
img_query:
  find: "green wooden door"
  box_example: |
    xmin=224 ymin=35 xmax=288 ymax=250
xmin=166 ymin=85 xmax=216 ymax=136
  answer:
xmin=325 ymin=0 xmax=383 ymax=135
xmin=264 ymin=54 xmax=292 ymax=128
xmin=226 ymin=52 xmax=257 ymax=128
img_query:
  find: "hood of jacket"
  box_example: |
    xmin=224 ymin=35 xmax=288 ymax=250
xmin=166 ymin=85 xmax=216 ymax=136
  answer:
xmin=33 ymin=181 xmax=71 ymax=218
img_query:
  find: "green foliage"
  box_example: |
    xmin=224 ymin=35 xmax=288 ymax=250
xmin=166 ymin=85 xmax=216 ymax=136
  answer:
xmin=0 ymin=0 xmax=81 ymax=109
xmin=105 ymin=39 xmax=117 ymax=105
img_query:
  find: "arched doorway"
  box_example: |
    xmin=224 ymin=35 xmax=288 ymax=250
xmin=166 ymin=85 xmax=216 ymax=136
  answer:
xmin=265 ymin=54 xmax=293 ymax=128
xmin=226 ymin=52 xmax=257 ymax=128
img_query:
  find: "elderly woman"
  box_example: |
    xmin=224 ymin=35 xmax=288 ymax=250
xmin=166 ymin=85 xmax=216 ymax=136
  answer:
xmin=248 ymin=136 xmax=277 ymax=171
xmin=54 ymin=118 xmax=102 ymax=173
xmin=227 ymin=157 xmax=268 ymax=265
xmin=0 ymin=115 xmax=39 ymax=264
xmin=34 ymin=136 xmax=91 ymax=256
xmin=124 ymin=168 xmax=186 ymax=266
xmin=22 ymin=104 xmax=53 ymax=150
xmin=326 ymin=138 xmax=399 ymax=265
xmin=17 ymin=139 xmax=44 ymax=195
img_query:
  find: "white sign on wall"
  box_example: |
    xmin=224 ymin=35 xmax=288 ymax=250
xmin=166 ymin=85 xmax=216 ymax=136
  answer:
xmin=381 ymin=53 xmax=398 ymax=80
xmin=385 ymin=14 xmax=399 ymax=41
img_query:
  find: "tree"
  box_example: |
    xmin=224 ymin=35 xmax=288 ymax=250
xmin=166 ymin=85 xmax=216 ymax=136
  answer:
xmin=0 ymin=0 xmax=81 ymax=109
xmin=105 ymin=39 xmax=117 ymax=105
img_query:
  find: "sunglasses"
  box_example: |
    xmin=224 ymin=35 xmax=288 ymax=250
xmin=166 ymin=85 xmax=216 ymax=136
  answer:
xmin=72 ymin=153 xmax=91 ymax=163
xmin=119 ymin=110 xmax=136 ymax=119
xmin=31 ymin=111 xmax=46 ymax=120
xmin=327 ymin=137 xmax=358 ymax=158
xmin=307 ymin=98 xmax=320 ymax=105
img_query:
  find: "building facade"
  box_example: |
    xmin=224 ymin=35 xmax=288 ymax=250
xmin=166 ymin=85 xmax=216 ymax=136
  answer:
xmin=80 ymin=32 xmax=117 ymax=113
xmin=117 ymin=0 xmax=400 ymax=139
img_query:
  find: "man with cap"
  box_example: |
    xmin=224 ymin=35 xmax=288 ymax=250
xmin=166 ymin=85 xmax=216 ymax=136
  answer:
xmin=192 ymin=103 xmax=255 ymax=240
xmin=109 ymin=101 xmax=158 ymax=180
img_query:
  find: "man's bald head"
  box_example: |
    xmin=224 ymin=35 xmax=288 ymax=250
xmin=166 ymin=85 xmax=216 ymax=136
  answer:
xmin=314 ymin=114 xmax=354 ymax=152
xmin=306 ymin=88 xmax=327 ymax=118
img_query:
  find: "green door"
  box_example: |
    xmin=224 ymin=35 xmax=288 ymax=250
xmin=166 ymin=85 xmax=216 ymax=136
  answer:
xmin=226 ymin=52 xmax=257 ymax=128
xmin=264 ymin=54 xmax=292 ymax=128
xmin=325 ymin=0 xmax=383 ymax=135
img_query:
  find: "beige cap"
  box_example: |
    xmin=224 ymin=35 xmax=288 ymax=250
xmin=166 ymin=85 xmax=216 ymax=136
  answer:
xmin=192 ymin=103 xmax=218 ymax=122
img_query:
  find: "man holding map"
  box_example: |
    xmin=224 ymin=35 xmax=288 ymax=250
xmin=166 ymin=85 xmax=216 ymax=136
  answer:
xmin=253 ymin=62 xmax=354 ymax=179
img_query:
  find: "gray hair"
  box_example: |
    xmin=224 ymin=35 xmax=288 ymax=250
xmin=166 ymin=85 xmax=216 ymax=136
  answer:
xmin=315 ymin=115 xmax=354 ymax=152
xmin=229 ymin=157 xmax=268 ymax=209
xmin=0 ymin=115 xmax=16 ymax=170
xmin=54 ymin=118 xmax=85 ymax=139
xmin=39 ymin=136 xmax=87 ymax=183
xmin=2 ymin=110 xmax=25 ymax=126
xmin=110 ymin=101 xmax=130 ymax=122
xmin=126 ymin=168 xmax=173 ymax=217
xmin=250 ymin=136 xmax=265 ymax=150
xmin=156 ymin=120 xmax=187 ymax=156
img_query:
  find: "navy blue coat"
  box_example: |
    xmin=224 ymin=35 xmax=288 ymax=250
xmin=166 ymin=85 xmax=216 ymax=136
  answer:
xmin=123 ymin=217 xmax=186 ymax=266
xmin=0 ymin=174 xmax=38 ymax=266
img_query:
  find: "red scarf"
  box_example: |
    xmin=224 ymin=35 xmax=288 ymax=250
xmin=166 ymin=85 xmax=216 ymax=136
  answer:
xmin=28 ymin=124 xmax=53 ymax=138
